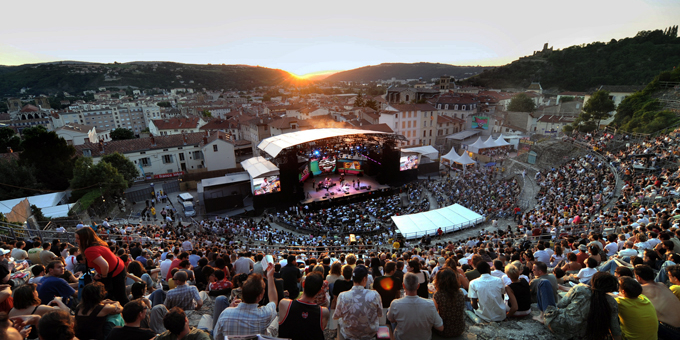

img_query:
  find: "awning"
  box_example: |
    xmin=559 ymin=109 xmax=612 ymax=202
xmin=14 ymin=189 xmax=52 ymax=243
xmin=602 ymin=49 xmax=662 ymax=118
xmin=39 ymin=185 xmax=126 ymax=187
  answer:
xmin=445 ymin=130 xmax=482 ymax=140
xmin=401 ymin=145 xmax=439 ymax=159
xmin=201 ymin=172 xmax=251 ymax=188
xmin=391 ymin=204 xmax=485 ymax=238
xmin=241 ymin=157 xmax=279 ymax=178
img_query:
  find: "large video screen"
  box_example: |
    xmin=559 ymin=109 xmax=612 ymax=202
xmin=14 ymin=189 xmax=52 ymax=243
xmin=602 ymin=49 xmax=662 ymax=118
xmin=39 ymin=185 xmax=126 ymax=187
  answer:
xmin=253 ymin=175 xmax=281 ymax=195
xmin=400 ymin=154 xmax=420 ymax=171
xmin=338 ymin=159 xmax=363 ymax=175
xmin=299 ymin=163 xmax=310 ymax=182
xmin=310 ymin=156 xmax=336 ymax=175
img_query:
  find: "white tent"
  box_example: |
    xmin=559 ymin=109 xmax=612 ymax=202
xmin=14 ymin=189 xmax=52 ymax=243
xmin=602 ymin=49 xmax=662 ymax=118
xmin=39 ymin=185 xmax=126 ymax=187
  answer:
xmin=454 ymin=150 xmax=477 ymax=165
xmin=467 ymin=136 xmax=486 ymax=153
xmin=391 ymin=204 xmax=485 ymax=239
xmin=0 ymin=192 xmax=73 ymax=219
xmin=482 ymin=136 xmax=497 ymax=149
xmin=241 ymin=157 xmax=279 ymax=178
xmin=495 ymin=134 xmax=511 ymax=147
xmin=440 ymin=147 xmax=460 ymax=166
xmin=401 ymin=145 xmax=439 ymax=159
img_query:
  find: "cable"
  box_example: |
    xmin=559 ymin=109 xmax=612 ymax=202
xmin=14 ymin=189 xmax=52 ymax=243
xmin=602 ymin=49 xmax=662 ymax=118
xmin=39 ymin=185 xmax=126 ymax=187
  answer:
xmin=0 ymin=181 xmax=105 ymax=193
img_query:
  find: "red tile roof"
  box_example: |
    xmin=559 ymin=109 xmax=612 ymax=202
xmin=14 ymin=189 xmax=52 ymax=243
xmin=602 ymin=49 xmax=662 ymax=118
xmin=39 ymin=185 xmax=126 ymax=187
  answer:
xmin=20 ymin=104 xmax=40 ymax=112
xmin=152 ymin=117 xmax=202 ymax=130
xmin=389 ymin=104 xmax=437 ymax=112
xmin=74 ymin=132 xmax=211 ymax=157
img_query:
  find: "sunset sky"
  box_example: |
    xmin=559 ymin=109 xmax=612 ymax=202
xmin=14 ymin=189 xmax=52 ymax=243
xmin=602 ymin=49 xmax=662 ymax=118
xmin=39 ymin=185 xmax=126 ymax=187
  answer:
xmin=2 ymin=0 xmax=679 ymax=77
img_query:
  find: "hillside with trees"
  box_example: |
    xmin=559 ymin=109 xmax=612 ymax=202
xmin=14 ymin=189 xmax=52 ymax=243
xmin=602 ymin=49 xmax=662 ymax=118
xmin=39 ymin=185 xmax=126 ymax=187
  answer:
xmin=465 ymin=26 xmax=680 ymax=92
xmin=0 ymin=62 xmax=294 ymax=96
xmin=323 ymin=62 xmax=493 ymax=82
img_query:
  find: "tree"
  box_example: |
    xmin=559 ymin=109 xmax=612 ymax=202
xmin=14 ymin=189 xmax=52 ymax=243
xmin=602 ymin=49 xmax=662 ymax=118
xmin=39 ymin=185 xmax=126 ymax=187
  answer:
xmin=101 ymin=152 xmax=139 ymax=186
xmin=354 ymin=93 xmax=365 ymax=107
xmin=110 ymin=128 xmax=136 ymax=141
xmin=19 ymin=126 xmax=75 ymax=190
xmin=201 ymin=109 xmax=212 ymax=118
xmin=0 ymin=127 xmax=22 ymax=153
xmin=364 ymin=99 xmax=379 ymax=111
xmin=70 ymin=157 xmax=127 ymax=198
xmin=583 ymin=90 xmax=616 ymax=128
xmin=0 ymin=159 xmax=41 ymax=200
xmin=507 ymin=93 xmax=536 ymax=112
xmin=157 ymin=101 xmax=172 ymax=107
xmin=31 ymin=205 xmax=49 ymax=222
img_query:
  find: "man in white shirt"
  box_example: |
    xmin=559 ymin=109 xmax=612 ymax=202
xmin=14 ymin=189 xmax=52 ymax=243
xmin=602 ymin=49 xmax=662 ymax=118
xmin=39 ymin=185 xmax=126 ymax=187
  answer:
xmin=490 ymin=260 xmax=506 ymax=279
xmin=575 ymin=258 xmax=598 ymax=283
xmin=160 ymin=254 xmax=174 ymax=281
xmin=468 ymin=262 xmax=506 ymax=322
xmin=533 ymin=244 xmax=551 ymax=264
xmin=64 ymin=247 xmax=79 ymax=273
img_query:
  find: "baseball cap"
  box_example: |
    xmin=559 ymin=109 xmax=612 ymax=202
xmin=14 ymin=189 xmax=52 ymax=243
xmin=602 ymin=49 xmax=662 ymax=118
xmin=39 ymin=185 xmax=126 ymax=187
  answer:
xmin=352 ymin=265 xmax=368 ymax=281
xmin=0 ymin=248 xmax=9 ymax=255
xmin=578 ymin=244 xmax=587 ymax=252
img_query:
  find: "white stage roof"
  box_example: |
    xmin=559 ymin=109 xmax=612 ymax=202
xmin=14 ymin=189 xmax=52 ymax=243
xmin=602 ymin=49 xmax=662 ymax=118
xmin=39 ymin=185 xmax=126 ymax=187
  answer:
xmin=0 ymin=192 xmax=72 ymax=218
xmin=402 ymin=145 xmax=439 ymax=159
xmin=392 ymin=204 xmax=485 ymax=239
xmin=241 ymin=157 xmax=279 ymax=179
xmin=445 ymin=130 xmax=481 ymax=140
xmin=258 ymin=128 xmax=395 ymax=158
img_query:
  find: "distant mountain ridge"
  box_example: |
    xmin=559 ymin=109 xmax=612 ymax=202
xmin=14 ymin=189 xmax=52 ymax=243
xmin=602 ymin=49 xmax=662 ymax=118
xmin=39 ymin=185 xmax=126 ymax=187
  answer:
xmin=0 ymin=61 xmax=293 ymax=96
xmin=465 ymin=27 xmax=680 ymax=92
xmin=323 ymin=62 xmax=494 ymax=82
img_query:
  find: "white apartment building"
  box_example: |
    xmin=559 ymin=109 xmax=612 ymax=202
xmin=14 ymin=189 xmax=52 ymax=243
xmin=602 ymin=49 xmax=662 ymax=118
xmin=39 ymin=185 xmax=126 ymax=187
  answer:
xmin=379 ymin=103 xmax=438 ymax=146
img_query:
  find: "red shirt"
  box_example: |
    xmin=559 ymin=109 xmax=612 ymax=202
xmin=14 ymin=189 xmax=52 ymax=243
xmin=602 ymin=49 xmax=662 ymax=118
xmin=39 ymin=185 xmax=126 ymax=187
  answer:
xmin=209 ymin=279 xmax=233 ymax=291
xmin=166 ymin=258 xmax=181 ymax=280
xmin=84 ymin=246 xmax=124 ymax=277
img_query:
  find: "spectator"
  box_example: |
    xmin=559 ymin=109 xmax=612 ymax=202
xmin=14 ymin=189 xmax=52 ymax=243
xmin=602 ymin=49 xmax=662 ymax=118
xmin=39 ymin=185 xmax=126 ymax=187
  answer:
xmin=232 ymin=252 xmax=254 ymax=275
xmin=333 ymin=265 xmax=383 ymax=340
xmin=616 ymin=276 xmax=658 ymax=339
xmin=164 ymin=271 xmax=206 ymax=310
xmin=308 ymin=265 xmax=329 ymax=307
xmin=407 ymin=260 xmax=429 ymax=298
xmin=64 ymin=247 xmax=79 ymax=273
xmin=668 ymin=265 xmax=680 ymax=301
xmin=38 ymin=310 xmax=77 ymax=340
xmin=37 ymin=261 xmax=76 ymax=306
xmin=542 ymin=272 xmax=621 ymax=339
xmin=326 ymin=261 xmax=342 ymax=285
xmin=330 ymin=265 xmax=353 ymax=308
xmin=29 ymin=265 xmax=45 ymax=284
xmin=634 ymin=264 xmax=680 ymax=339
xmin=529 ymin=262 xmax=559 ymax=303
xmin=213 ymin=264 xmax=277 ymax=339
xmin=432 ymin=268 xmax=465 ymax=338
xmin=280 ymin=255 xmax=302 ymax=300
xmin=464 ymin=254 xmax=483 ymax=281
xmin=387 ymin=272 xmax=443 ymax=340
xmin=10 ymin=241 xmax=28 ymax=262
xmin=373 ymin=262 xmax=402 ymax=309
xmin=8 ymin=283 xmax=70 ymax=339
xmin=468 ymin=261 xmax=506 ymax=322
xmin=40 ymin=242 xmax=59 ymax=266
xmin=156 ymin=307 xmax=210 ymax=340
xmin=0 ymin=311 xmax=30 ymax=340
xmin=278 ymin=272 xmax=329 ymax=340
xmin=74 ymin=282 xmax=123 ymax=340
xmin=105 ymin=299 xmax=157 ymax=340
xmin=27 ymin=241 xmax=43 ymax=265
xmin=75 ymin=228 xmax=129 ymax=305
xmin=504 ymin=264 xmax=531 ymax=317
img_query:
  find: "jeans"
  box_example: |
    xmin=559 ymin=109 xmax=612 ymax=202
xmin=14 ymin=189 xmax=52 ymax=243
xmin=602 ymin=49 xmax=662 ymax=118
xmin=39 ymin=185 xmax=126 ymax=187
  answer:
xmin=659 ymin=321 xmax=680 ymax=340
xmin=212 ymin=296 xmax=229 ymax=329
xmin=99 ymin=267 xmax=129 ymax=305
xmin=655 ymin=261 xmax=677 ymax=283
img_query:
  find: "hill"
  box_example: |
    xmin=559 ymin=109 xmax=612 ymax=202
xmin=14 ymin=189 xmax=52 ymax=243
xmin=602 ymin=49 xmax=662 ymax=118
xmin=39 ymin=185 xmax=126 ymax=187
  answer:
xmin=465 ymin=27 xmax=680 ymax=92
xmin=323 ymin=62 xmax=493 ymax=82
xmin=0 ymin=62 xmax=295 ymax=96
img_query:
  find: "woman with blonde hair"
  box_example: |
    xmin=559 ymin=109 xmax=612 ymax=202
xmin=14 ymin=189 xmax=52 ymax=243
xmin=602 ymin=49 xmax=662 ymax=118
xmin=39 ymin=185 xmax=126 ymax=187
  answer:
xmin=504 ymin=264 xmax=531 ymax=317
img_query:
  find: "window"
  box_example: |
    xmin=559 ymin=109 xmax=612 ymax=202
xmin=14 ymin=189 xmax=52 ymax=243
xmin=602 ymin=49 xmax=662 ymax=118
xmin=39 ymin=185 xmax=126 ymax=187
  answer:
xmin=213 ymin=145 xmax=218 ymax=152
xmin=193 ymin=151 xmax=203 ymax=159
xmin=437 ymin=104 xmax=441 ymax=109
xmin=179 ymin=153 xmax=185 ymax=161
xmin=454 ymin=105 xmax=458 ymax=110
xmin=140 ymin=157 xmax=151 ymax=167
xmin=162 ymin=155 xmax=173 ymax=164
xmin=462 ymin=105 xmax=466 ymax=110
xmin=423 ymin=130 xmax=426 ymax=137
xmin=445 ymin=104 xmax=449 ymax=110
xmin=429 ymin=130 xmax=432 ymax=137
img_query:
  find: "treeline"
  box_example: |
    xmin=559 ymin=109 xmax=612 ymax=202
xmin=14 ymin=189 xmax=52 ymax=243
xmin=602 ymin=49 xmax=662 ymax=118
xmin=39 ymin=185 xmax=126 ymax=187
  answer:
xmin=0 ymin=62 xmax=293 ymax=96
xmin=466 ymin=27 xmax=680 ymax=92
xmin=324 ymin=63 xmax=493 ymax=82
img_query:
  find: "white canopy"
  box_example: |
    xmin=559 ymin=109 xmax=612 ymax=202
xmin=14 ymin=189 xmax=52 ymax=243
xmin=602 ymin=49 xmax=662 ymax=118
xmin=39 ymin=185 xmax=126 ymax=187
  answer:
xmin=401 ymin=145 xmax=439 ymax=159
xmin=391 ymin=204 xmax=485 ymax=239
xmin=445 ymin=130 xmax=481 ymax=140
xmin=0 ymin=192 xmax=72 ymax=218
xmin=201 ymin=172 xmax=250 ymax=188
xmin=440 ymin=147 xmax=460 ymax=165
xmin=482 ymin=136 xmax=497 ymax=148
xmin=241 ymin=157 xmax=279 ymax=178
xmin=258 ymin=128 xmax=395 ymax=158
xmin=454 ymin=150 xmax=477 ymax=165
xmin=495 ymin=134 xmax=511 ymax=146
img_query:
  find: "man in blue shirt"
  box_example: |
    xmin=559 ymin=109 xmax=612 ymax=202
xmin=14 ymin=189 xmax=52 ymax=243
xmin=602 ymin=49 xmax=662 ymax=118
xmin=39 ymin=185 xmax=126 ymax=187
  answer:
xmin=37 ymin=261 xmax=76 ymax=305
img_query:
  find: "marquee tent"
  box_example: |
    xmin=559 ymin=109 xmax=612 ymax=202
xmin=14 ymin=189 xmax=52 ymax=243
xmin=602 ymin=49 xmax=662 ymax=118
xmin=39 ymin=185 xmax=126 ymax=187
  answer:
xmin=482 ymin=136 xmax=497 ymax=148
xmin=467 ymin=136 xmax=486 ymax=153
xmin=495 ymin=134 xmax=511 ymax=147
xmin=440 ymin=147 xmax=460 ymax=166
xmin=454 ymin=151 xmax=477 ymax=165
xmin=402 ymin=145 xmax=439 ymax=159
xmin=241 ymin=157 xmax=279 ymax=178
xmin=391 ymin=204 xmax=485 ymax=239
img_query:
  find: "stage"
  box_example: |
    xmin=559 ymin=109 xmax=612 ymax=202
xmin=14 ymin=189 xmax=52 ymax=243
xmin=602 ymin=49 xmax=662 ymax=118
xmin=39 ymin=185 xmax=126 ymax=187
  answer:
xmin=300 ymin=173 xmax=391 ymax=204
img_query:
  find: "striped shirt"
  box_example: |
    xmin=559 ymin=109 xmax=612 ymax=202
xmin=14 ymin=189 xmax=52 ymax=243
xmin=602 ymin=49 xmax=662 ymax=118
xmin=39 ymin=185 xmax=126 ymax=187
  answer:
xmin=213 ymin=302 xmax=276 ymax=340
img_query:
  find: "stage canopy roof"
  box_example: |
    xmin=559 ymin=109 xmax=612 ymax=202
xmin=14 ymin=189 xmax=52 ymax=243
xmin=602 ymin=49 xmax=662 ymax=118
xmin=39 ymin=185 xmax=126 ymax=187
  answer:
xmin=258 ymin=128 xmax=397 ymax=158
xmin=445 ymin=130 xmax=481 ymax=141
xmin=241 ymin=157 xmax=279 ymax=178
xmin=201 ymin=172 xmax=250 ymax=188
xmin=495 ymin=134 xmax=511 ymax=146
xmin=455 ymin=151 xmax=477 ymax=165
xmin=391 ymin=204 xmax=485 ymax=238
xmin=401 ymin=145 xmax=439 ymax=159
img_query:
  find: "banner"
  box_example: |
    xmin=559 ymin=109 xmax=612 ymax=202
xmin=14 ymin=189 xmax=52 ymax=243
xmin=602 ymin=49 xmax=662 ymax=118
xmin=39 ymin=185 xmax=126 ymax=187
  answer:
xmin=153 ymin=171 xmax=184 ymax=179
xmin=471 ymin=116 xmax=489 ymax=130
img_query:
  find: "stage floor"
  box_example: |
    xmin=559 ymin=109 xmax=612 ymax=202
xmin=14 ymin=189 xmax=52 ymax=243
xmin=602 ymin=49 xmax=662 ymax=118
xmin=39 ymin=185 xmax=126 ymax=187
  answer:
xmin=300 ymin=173 xmax=390 ymax=204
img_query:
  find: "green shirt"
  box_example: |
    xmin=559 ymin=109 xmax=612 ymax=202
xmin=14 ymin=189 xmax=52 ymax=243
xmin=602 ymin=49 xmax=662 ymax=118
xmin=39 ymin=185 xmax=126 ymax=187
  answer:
xmin=615 ymin=294 xmax=658 ymax=340
xmin=155 ymin=328 xmax=210 ymax=340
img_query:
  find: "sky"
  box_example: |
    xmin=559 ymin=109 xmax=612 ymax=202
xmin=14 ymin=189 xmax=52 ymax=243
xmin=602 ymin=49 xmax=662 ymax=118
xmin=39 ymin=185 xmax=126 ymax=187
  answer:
xmin=1 ymin=0 xmax=679 ymax=77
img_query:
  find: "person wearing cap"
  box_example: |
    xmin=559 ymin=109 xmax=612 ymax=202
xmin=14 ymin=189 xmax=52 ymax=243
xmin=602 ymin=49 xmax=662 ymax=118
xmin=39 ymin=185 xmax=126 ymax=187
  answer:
xmin=575 ymin=244 xmax=589 ymax=267
xmin=163 ymin=271 xmax=206 ymax=310
xmin=387 ymin=272 xmax=443 ymax=340
xmin=333 ymin=265 xmax=383 ymax=340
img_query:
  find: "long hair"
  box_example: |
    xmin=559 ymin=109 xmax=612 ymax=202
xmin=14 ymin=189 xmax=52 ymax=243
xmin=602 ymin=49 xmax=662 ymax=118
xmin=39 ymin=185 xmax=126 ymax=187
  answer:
xmin=370 ymin=258 xmax=382 ymax=278
xmin=586 ymin=272 xmax=618 ymax=340
xmin=78 ymin=282 xmax=107 ymax=313
xmin=127 ymin=261 xmax=147 ymax=277
xmin=435 ymin=268 xmax=460 ymax=293
xmin=408 ymin=260 xmax=421 ymax=273
xmin=75 ymin=227 xmax=107 ymax=251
